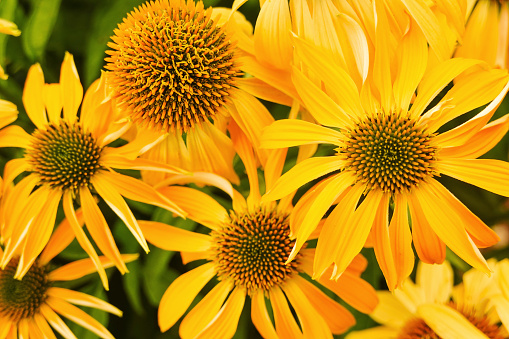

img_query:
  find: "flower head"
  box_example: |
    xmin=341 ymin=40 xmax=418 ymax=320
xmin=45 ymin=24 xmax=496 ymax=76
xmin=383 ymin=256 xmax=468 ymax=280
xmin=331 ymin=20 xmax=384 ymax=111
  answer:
xmin=347 ymin=260 xmax=509 ymax=339
xmin=0 ymin=53 xmax=186 ymax=290
xmin=139 ymin=124 xmax=378 ymax=338
xmin=0 ymin=216 xmax=138 ymax=338
xmin=261 ymin=2 xmax=509 ymax=290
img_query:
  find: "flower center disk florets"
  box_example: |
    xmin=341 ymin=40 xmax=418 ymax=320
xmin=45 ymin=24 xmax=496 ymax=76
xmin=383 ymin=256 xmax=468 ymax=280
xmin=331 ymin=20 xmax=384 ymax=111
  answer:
xmin=105 ymin=0 xmax=240 ymax=133
xmin=0 ymin=259 xmax=51 ymax=322
xmin=341 ymin=112 xmax=437 ymax=194
xmin=26 ymin=121 xmax=103 ymax=191
xmin=211 ymin=208 xmax=299 ymax=293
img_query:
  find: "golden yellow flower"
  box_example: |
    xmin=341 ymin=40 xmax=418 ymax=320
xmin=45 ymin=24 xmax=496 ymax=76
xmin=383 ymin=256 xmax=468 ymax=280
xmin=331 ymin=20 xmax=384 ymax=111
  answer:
xmin=347 ymin=260 xmax=509 ymax=339
xmin=261 ymin=1 xmax=509 ymax=290
xmin=139 ymin=124 xmax=378 ymax=338
xmin=0 ymin=53 xmax=186 ymax=290
xmin=0 ymin=216 xmax=138 ymax=338
xmin=105 ymin=0 xmax=274 ymax=185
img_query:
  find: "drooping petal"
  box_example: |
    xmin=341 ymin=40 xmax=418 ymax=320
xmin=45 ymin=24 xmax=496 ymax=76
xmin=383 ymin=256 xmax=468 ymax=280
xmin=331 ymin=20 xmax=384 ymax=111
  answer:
xmin=39 ymin=304 xmax=77 ymax=339
xmin=60 ymin=52 xmax=83 ymax=123
xmin=47 ymin=287 xmax=122 ymax=316
xmin=180 ymin=280 xmax=234 ymax=339
xmin=80 ymin=186 xmax=127 ymax=274
xmin=139 ymin=221 xmax=212 ymax=252
xmin=294 ymin=275 xmax=355 ymax=334
xmin=158 ymin=262 xmax=216 ymax=332
xmin=22 ymin=63 xmax=47 ymax=129
xmin=261 ymin=119 xmax=344 ymax=149
xmin=251 ymin=291 xmax=278 ymax=339
xmin=281 ymin=279 xmax=333 ymax=339
xmin=413 ymin=184 xmax=490 ymax=273
xmin=46 ymin=297 xmax=114 ymax=339
xmin=269 ymin=286 xmax=303 ymax=338
xmin=33 ymin=314 xmax=57 ymax=339
xmin=262 ymin=156 xmax=343 ymax=202
xmin=389 ymin=194 xmax=414 ymax=288
xmin=438 ymin=158 xmax=509 ymax=197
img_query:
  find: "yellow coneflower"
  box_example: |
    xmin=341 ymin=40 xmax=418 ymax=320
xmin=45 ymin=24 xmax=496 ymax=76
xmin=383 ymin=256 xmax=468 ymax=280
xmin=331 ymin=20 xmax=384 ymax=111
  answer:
xmin=105 ymin=0 xmax=274 ymax=185
xmin=261 ymin=1 xmax=509 ymax=290
xmin=456 ymin=0 xmax=509 ymax=69
xmin=0 ymin=215 xmax=138 ymax=339
xmin=0 ymin=17 xmax=20 ymax=80
xmin=0 ymin=53 xmax=186 ymax=290
xmin=139 ymin=123 xmax=378 ymax=338
xmin=347 ymin=260 xmax=509 ymax=339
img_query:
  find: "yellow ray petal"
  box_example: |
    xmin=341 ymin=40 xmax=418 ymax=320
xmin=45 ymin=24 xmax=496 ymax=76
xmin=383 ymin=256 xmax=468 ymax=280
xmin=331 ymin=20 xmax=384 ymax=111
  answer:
xmin=408 ymin=194 xmax=446 ymax=264
xmin=39 ymin=304 xmax=77 ymax=339
xmin=47 ymin=287 xmax=122 ymax=316
xmin=139 ymin=220 xmax=212 ymax=252
xmin=195 ymin=287 xmax=246 ymax=339
xmin=413 ymin=184 xmax=490 ymax=274
xmin=33 ymin=314 xmax=57 ymax=339
xmin=16 ymin=187 xmax=61 ymax=279
xmin=251 ymin=291 xmax=278 ymax=339
xmin=313 ymin=184 xmax=364 ymax=276
xmin=60 ymin=53 xmax=83 ymax=123
xmin=492 ymin=295 xmax=509 ymax=330
xmin=80 ymin=186 xmax=127 ymax=274
xmin=393 ymin=20 xmax=427 ymax=111
xmin=101 ymin=154 xmax=186 ymax=175
xmin=236 ymin=77 xmax=293 ymax=107
xmin=411 ymin=58 xmax=483 ymax=118
xmin=0 ymin=315 xmax=13 ymax=338
xmin=180 ymin=251 xmax=209 ymax=265
xmin=0 ymin=125 xmax=31 ymax=149
xmin=261 ymin=119 xmax=344 ymax=149
xmin=262 ymin=156 xmax=343 ymax=202
xmin=48 ymin=254 xmax=138 ymax=282
xmin=46 ymin=297 xmax=114 ymax=339
xmin=158 ymin=262 xmax=216 ymax=332
xmin=180 ymin=280 xmax=234 ymax=339
xmin=331 ymin=190 xmax=384 ymax=280
xmin=434 ymin=79 xmax=509 ymax=146
xmin=91 ymin=173 xmax=149 ymax=253
xmin=439 ymin=158 xmax=509 ymax=197
xmin=418 ymin=304 xmax=489 ymax=339
xmin=372 ymin=0 xmax=393 ymax=111
xmin=269 ymin=286 xmax=303 ymax=338
xmin=62 ymin=191 xmax=108 ymax=290
xmin=110 ymin=126 xmax=165 ymax=159
xmin=389 ymin=194 xmax=414 ymax=289
xmin=43 ymin=83 xmax=62 ymax=123
xmin=264 ymin=148 xmax=288 ymax=194
xmin=18 ymin=318 xmax=29 ymax=339
xmin=370 ymin=291 xmax=413 ymax=328
xmin=155 ymin=171 xmax=235 ymax=199
xmin=292 ymin=66 xmax=352 ymax=128
xmin=294 ymin=275 xmax=355 ymax=334
xmin=22 ymin=63 xmax=47 ymax=129
xmin=400 ymin=0 xmax=450 ymax=61
xmin=346 ymin=327 xmax=399 ymax=339
xmin=281 ymin=279 xmax=332 ymax=339
xmin=440 ymin=114 xmax=509 ymax=159
xmin=293 ymin=36 xmax=363 ymax=119
xmin=427 ymin=180 xmax=499 ymax=248
xmin=157 ymin=186 xmax=227 ymax=229
xmin=0 ymin=99 xmax=18 ymax=129
xmin=416 ymin=261 xmax=453 ymax=304
xmin=39 ymin=209 xmax=83 ymax=265
xmin=2 ymin=158 xmax=30 ymax=190
xmin=287 ymin=171 xmax=354 ymax=263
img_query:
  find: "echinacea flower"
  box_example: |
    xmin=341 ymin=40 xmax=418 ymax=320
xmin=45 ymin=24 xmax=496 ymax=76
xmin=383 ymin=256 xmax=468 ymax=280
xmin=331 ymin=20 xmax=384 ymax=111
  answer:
xmin=456 ymin=0 xmax=509 ymax=69
xmin=105 ymin=0 xmax=274 ymax=185
xmin=261 ymin=3 xmax=509 ymax=290
xmin=0 ymin=213 xmax=138 ymax=339
xmin=0 ymin=53 xmax=186 ymax=289
xmin=0 ymin=17 xmax=20 ymax=80
xmin=347 ymin=260 xmax=509 ymax=339
xmin=139 ymin=123 xmax=378 ymax=338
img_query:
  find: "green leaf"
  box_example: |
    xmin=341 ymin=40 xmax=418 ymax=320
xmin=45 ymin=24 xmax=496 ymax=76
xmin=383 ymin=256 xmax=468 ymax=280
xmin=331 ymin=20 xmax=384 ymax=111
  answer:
xmin=122 ymin=260 xmax=145 ymax=315
xmin=21 ymin=0 xmax=62 ymax=62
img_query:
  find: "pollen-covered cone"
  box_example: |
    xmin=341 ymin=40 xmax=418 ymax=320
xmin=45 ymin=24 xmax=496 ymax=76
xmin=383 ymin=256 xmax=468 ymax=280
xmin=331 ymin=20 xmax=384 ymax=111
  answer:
xmin=105 ymin=0 xmax=275 ymax=186
xmin=138 ymin=123 xmax=378 ymax=338
xmin=455 ymin=0 xmax=509 ymax=69
xmin=260 ymin=0 xmax=509 ymax=290
xmin=347 ymin=260 xmax=509 ymax=339
xmin=0 ymin=214 xmax=139 ymax=339
xmin=0 ymin=52 xmax=187 ymax=290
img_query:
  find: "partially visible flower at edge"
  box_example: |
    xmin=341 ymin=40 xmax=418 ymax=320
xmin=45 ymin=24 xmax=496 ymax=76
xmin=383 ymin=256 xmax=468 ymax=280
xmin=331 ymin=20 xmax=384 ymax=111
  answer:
xmin=0 ymin=17 xmax=20 ymax=80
